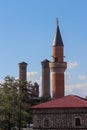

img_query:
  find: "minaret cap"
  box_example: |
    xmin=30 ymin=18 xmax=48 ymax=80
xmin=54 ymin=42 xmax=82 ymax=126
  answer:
xmin=19 ymin=61 xmax=28 ymax=66
xmin=52 ymin=18 xmax=63 ymax=46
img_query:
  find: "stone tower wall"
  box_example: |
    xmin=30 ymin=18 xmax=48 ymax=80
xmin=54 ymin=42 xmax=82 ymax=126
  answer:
xmin=52 ymin=46 xmax=64 ymax=62
xmin=52 ymin=73 xmax=64 ymax=98
xmin=19 ymin=62 xmax=27 ymax=82
xmin=41 ymin=60 xmax=50 ymax=97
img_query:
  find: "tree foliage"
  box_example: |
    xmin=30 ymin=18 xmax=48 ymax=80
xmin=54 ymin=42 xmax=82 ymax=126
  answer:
xmin=0 ymin=76 xmax=33 ymax=130
xmin=40 ymin=95 xmax=51 ymax=103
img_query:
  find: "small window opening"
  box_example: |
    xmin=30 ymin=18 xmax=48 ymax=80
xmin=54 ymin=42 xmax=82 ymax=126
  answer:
xmin=44 ymin=118 xmax=49 ymax=127
xmin=75 ymin=118 xmax=81 ymax=126
xmin=55 ymin=57 xmax=58 ymax=62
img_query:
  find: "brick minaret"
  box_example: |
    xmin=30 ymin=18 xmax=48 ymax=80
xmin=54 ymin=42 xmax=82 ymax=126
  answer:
xmin=49 ymin=19 xmax=67 ymax=99
xmin=41 ymin=59 xmax=50 ymax=97
xmin=19 ymin=62 xmax=28 ymax=82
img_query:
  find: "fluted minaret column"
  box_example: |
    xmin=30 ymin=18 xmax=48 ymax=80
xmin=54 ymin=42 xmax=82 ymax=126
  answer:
xmin=41 ymin=59 xmax=50 ymax=97
xmin=19 ymin=62 xmax=28 ymax=82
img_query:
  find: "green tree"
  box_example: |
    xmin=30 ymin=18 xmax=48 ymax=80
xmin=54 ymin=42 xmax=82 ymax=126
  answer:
xmin=40 ymin=95 xmax=51 ymax=103
xmin=0 ymin=76 xmax=32 ymax=130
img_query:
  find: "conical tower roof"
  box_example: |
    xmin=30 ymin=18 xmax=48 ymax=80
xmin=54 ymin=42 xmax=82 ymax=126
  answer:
xmin=52 ymin=19 xmax=63 ymax=46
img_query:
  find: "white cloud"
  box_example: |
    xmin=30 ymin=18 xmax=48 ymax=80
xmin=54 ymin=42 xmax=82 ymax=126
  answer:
xmin=67 ymin=61 xmax=78 ymax=69
xmin=78 ymin=75 xmax=87 ymax=80
xmin=65 ymin=72 xmax=72 ymax=84
xmin=65 ymin=70 xmax=87 ymax=97
xmin=27 ymin=72 xmax=38 ymax=77
xmin=65 ymin=82 xmax=87 ymax=97
xmin=27 ymin=72 xmax=41 ymax=84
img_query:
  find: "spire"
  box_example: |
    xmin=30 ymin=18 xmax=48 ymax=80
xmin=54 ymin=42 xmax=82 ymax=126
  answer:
xmin=52 ymin=18 xmax=63 ymax=46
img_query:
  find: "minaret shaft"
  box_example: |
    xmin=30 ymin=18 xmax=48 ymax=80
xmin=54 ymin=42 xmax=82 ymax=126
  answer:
xmin=41 ymin=60 xmax=50 ymax=97
xmin=52 ymin=46 xmax=63 ymax=62
xmin=50 ymin=20 xmax=67 ymax=99
xmin=19 ymin=62 xmax=28 ymax=82
xmin=52 ymin=73 xmax=64 ymax=98
xmin=18 ymin=62 xmax=28 ymax=92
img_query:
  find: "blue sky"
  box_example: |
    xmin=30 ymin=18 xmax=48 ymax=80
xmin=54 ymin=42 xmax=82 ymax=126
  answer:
xmin=0 ymin=0 xmax=87 ymax=97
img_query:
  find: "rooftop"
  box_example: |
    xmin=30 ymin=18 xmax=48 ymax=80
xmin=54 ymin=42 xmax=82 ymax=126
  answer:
xmin=32 ymin=95 xmax=87 ymax=109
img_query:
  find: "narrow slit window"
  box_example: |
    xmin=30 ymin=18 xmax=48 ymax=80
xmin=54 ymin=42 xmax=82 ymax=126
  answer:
xmin=75 ymin=118 xmax=81 ymax=126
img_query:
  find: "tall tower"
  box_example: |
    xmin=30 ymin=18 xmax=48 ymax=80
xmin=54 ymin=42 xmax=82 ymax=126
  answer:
xmin=19 ymin=62 xmax=28 ymax=82
xmin=49 ymin=19 xmax=67 ymax=99
xmin=41 ymin=59 xmax=50 ymax=97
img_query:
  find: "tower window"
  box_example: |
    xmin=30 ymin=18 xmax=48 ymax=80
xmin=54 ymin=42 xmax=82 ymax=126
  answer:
xmin=44 ymin=118 xmax=49 ymax=127
xmin=75 ymin=117 xmax=81 ymax=126
xmin=55 ymin=57 xmax=58 ymax=62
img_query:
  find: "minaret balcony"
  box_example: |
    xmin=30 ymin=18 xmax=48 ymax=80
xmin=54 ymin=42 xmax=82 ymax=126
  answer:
xmin=49 ymin=62 xmax=67 ymax=73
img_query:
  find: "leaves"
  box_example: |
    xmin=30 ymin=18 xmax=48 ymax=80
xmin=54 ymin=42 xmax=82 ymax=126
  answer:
xmin=0 ymin=76 xmax=33 ymax=130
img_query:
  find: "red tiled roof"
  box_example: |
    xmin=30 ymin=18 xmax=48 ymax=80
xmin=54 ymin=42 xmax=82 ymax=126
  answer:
xmin=32 ymin=95 xmax=87 ymax=109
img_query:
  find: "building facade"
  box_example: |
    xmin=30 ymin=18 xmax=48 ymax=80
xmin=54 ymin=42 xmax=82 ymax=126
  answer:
xmin=33 ymin=108 xmax=87 ymax=130
xmin=32 ymin=95 xmax=87 ymax=130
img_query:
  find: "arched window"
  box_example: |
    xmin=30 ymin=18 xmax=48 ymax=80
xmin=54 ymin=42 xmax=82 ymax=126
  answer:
xmin=75 ymin=118 xmax=81 ymax=126
xmin=44 ymin=118 xmax=49 ymax=127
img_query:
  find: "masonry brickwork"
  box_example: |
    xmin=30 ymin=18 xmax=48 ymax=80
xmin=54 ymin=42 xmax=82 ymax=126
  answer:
xmin=19 ymin=62 xmax=28 ymax=82
xmin=33 ymin=108 xmax=87 ymax=130
xmin=41 ymin=59 xmax=50 ymax=97
xmin=49 ymin=21 xmax=67 ymax=99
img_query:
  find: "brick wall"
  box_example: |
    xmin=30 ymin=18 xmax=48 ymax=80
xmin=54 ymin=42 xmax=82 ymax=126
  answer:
xmin=33 ymin=108 xmax=87 ymax=130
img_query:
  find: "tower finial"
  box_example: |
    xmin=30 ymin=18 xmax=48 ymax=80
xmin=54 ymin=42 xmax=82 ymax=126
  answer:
xmin=56 ymin=18 xmax=58 ymax=26
xmin=52 ymin=18 xmax=63 ymax=46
